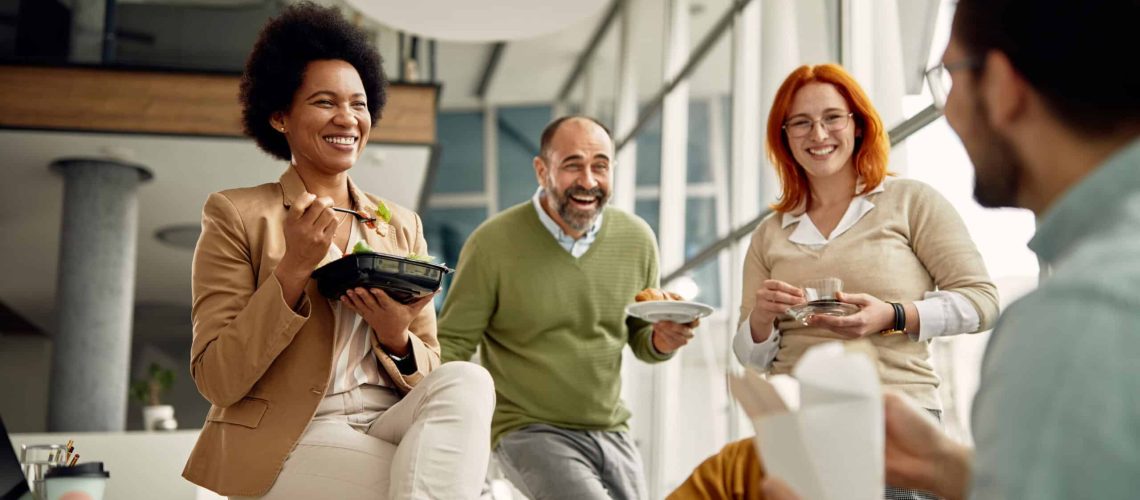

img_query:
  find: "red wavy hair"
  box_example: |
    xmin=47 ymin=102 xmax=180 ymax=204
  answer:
xmin=766 ymin=64 xmax=890 ymax=213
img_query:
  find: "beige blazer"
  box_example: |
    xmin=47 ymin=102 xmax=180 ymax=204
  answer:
xmin=182 ymin=167 xmax=440 ymax=496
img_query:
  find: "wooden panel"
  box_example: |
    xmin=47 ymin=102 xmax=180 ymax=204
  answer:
xmin=0 ymin=65 xmax=437 ymax=144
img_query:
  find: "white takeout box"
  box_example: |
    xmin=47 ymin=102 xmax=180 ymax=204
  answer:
xmin=728 ymin=341 xmax=883 ymax=500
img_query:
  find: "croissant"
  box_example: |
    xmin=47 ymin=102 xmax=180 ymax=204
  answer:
xmin=635 ymin=288 xmax=684 ymax=302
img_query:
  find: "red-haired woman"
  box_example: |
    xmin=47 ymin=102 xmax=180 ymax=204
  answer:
xmin=671 ymin=64 xmax=999 ymax=499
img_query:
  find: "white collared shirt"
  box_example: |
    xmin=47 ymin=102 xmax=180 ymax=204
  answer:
xmin=532 ymin=187 xmax=603 ymax=258
xmin=735 ymin=180 xmax=981 ymax=370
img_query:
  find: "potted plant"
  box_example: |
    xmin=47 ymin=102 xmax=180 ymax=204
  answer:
xmin=130 ymin=362 xmax=178 ymax=431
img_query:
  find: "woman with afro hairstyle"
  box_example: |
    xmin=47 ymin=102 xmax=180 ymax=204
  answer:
xmin=181 ymin=3 xmax=494 ymax=498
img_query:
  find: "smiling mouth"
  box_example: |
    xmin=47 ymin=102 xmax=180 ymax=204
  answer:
xmin=324 ymin=136 xmax=358 ymax=146
xmin=569 ymin=194 xmax=598 ymax=207
xmin=807 ymin=145 xmax=837 ymax=157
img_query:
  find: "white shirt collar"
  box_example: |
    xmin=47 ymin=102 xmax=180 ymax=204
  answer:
xmin=780 ymin=180 xmax=886 ymax=245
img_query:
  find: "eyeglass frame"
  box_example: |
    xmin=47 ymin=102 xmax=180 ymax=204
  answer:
xmin=781 ymin=112 xmax=855 ymax=139
xmin=926 ymin=57 xmax=984 ymax=109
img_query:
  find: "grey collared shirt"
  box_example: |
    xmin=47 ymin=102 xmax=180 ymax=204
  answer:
xmin=531 ymin=187 xmax=603 ymax=258
xmin=969 ymin=138 xmax=1140 ymax=499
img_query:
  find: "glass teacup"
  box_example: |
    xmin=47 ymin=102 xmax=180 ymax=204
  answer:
xmin=801 ymin=277 xmax=843 ymax=303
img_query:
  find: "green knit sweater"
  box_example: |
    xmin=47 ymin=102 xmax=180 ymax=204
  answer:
xmin=438 ymin=202 xmax=671 ymax=445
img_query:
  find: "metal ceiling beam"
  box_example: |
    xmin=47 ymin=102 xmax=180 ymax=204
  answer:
xmin=616 ymin=0 xmax=754 ymax=151
xmin=474 ymin=42 xmax=506 ymax=99
xmin=889 ymin=104 xmax=942 ymax=146
xmin=556 ymin=0 xmax=623 ymax=102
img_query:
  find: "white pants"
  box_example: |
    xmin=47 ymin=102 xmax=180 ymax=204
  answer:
xmin=233 ymin=362 xmax=495 ymax=500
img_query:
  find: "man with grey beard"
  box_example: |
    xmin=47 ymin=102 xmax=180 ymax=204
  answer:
xmin=438 ymin=116 xmax=696 ymax=500
xmin=762 ymin=0 xmax=1140 ymax=499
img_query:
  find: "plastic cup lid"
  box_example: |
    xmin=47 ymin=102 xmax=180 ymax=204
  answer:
xmin=45 ymin=461 xmax=110 ymax=479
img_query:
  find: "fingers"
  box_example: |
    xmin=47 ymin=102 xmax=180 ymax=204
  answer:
xmin=837 ymin=291 xmax=872 ymax=306
xmin=763 ymin=279 xmax=804 ymax=298
xmin=341 ymin=291 xmax=367 ymax=313
xmin=344 ymin=289 xmax=369 ymax=311
xmin=756 ymin=280 xmax=806 ymax=312
xmin=653 ymin=322 xmax=695 ymax=353
xmin=755 ymin=291 xmax=803 ymax=318
xmin=289 ymin=192 xmax=316 ymax=221
xmin=406 ymin=292 xmax=436 ymax=313
xmin=305 ymin=196 xmax=335 ymax=227
xmin=656 ymin=321 xmax=695 ymax=339
xmin=349 ymin=287 xmax=381 ymax=310
xmin=368 ymin=288 xmax=397 ymax=308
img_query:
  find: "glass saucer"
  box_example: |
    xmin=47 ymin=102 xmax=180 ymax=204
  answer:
xmin=786 ymin=299 xmax=859 ymax=325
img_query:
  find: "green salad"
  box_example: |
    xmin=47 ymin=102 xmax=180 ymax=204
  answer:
xmin=352 ymin=241 xmax=375 ymax=254
xmin=405 ymin=252 xmax=436 ymax=264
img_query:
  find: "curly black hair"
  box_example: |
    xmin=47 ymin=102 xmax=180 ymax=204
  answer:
xmin=240 ymin=1 xmax=387 ymax=161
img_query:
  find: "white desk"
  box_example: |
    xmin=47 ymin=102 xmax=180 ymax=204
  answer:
xmin=9 ymin=430 xmax=223 ymax=500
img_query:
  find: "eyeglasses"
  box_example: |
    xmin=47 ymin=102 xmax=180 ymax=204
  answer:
xmin=926 ymin=57 xmax=983 ymax=110
xmin=782 ymin=112 xmax=853 ymax=138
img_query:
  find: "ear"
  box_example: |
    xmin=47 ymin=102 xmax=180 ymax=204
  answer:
xmin=981 ymin=51 xmax=1028 ymax=131
xmin=533 ymin=155 xmax=549 ymax=187
xmin=269 ymin=111 xmax=287 ymax=133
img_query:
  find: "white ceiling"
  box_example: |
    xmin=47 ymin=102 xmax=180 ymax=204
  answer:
xmin=419 ymin=0 xmax=736 ymax=110
xmin=0 ymin=129 xmax=431 ymax=336
xmin=346 ymin=0 xmax=611 ymax=42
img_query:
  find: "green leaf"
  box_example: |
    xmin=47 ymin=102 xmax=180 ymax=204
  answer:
xmin=129 ymin=381 xmax=148 ymax=403
xmin=157 ymin=369 xmax=174 ymax=390
xmin=375 ymin=201 xmax=392 ymax=223
xmin=352 ymin=241 xmax=375 ymax=254
xmin=406 ymin=252 xmax=436 ymax=263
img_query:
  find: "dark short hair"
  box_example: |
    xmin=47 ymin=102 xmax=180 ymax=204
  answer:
xmin=953 ymin=0 xmax=1140 ymax=134
xmin=240 ymin=1 xmax=388 ymax=161
xmin=538 ymin=115 xmax=614 ymax=161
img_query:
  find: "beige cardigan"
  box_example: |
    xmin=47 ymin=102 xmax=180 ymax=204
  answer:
xmin=739 ymin=178 xmax=999 ymax=409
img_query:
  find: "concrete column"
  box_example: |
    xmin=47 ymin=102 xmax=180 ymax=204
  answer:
xmin=48 ymin=158 xmax=152 ymax=432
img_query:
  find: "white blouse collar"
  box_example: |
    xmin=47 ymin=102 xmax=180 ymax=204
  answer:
xmin=780 ymin=181 xmax=886 ymax=245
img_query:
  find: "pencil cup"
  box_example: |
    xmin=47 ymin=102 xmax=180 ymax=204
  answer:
xmin=43 ymin=462 xmax=109 ymax=500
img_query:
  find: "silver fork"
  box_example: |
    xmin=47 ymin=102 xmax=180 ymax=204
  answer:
xmin=332 ymin=207 xmax=378 ymax=228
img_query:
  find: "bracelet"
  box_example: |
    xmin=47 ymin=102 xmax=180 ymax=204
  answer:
xmin=880 ymin=302 xmax=906 ymax=336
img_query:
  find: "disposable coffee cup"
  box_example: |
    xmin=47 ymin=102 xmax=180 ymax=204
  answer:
xmin=43 ymin=462 xmax=109 ymax=500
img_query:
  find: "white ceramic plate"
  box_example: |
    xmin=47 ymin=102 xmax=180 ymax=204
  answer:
xmin=625 ymin=300 xmax=715 ymax=323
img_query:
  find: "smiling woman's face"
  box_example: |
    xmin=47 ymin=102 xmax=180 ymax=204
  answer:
xmin=272 ymin=59 xmax=371 ymax=175
xmin=785 ymin=82 xmax=859 ymax=182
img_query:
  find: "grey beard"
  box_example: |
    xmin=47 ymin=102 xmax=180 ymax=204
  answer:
xmin=547 ymin=185 xmax=608 ymax=231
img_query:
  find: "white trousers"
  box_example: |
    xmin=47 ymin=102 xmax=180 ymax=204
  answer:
xmin=233 ymin=362 xmax=495 ymax=500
